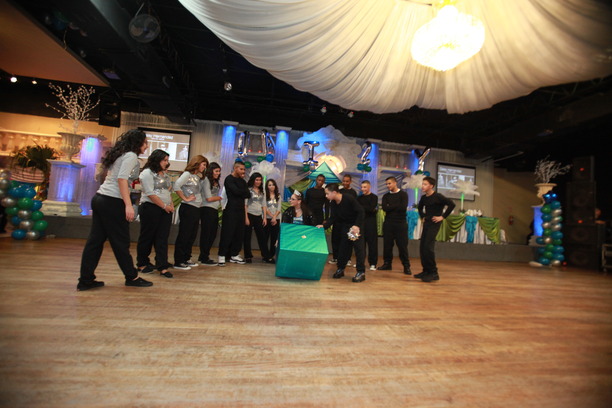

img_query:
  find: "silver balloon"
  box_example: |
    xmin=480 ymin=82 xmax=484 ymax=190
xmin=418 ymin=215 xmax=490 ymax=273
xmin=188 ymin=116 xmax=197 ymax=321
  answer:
xmin=551 ymin=224 xmax=562 ymax=231
xmin=543 ymin=237 xmax=552 ymax=244
xmin=552 ymin=209 xmax=562 ymax=216
xmin=552 ymin=216 xmax=563 ymax=224
xmin=551 ymin=260 xmax=561 ymax=267
xmin=542 ymin=222 xmax=551 ymax=229
xmin=17 ymin=209 xmax=32 ymax=220
xmin=0 ymin=178 xmax=10 ymax=189
xmin=302 ymin=141 xmax=320 ymax=167
xmin=0 ymin=189 xmax=6 ymax=199
xmin=19 ymin=219 xmax=34 ymax=231
xmin=1 ymin=197 xmax=17 ymax=208
xmin=0 ymin=169 xmax=10 ymax=179
xmin=26 ymin=230 xmax=41 ymax=240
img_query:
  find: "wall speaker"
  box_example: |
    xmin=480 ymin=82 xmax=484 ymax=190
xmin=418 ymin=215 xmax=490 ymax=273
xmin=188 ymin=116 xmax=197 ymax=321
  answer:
xmin=99 ymin=100 xmax=121 ymax=127
xmin=564 ymin=224 xmax=605 ymax=270
xmin=566 ymin=181 xmax=596 ymax=224
xmin=572 ymin=156 xmax=594 ymax=181
xmin=565 ymin=246 xmax=601 ymax=270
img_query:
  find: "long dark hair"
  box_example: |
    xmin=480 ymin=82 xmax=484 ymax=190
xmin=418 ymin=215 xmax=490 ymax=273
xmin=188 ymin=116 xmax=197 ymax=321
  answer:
xmin=102 ymin=129 xmax=146 ymax=169
xmin=143 ymin=149 xmax=169 ymax=173
xmin=266 ymin=178 xmax=280 ymax=201
xmin=206 ymin=162 xmax=221 ymax=188
xmin=247 ymin=172 xmax=263 ymax=194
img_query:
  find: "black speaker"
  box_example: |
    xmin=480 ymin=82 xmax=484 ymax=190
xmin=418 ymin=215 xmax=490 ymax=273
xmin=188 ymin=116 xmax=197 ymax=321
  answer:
xmin=564 ymin=224 xmax=605 ymax=270
xmin=572 ymin=156 xmax=594 ymax=181
xmin=566 ymin=181 xmax=596 ymax=224
xmin=99 ymin=100 xmax=121 ymax=127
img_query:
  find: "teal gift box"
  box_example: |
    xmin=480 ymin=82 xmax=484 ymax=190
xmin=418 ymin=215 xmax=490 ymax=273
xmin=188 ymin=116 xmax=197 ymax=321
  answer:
xmin=275 ymin=223 xmax=328 ymax=280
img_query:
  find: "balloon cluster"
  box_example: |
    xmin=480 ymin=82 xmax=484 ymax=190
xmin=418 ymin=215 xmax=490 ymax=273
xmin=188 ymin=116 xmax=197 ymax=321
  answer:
xmin=534 ymin=192 xmax=565 ymax=267
xmin=255 ymin=130 xmax=275 ymax=164
xmin=414 ymin=147 xmax=431 ymax=177
xmin=0 ymin=170 xmax=48 ymax=240
xmin=302 ymin=141 xmax=319 ymax=171
xmin=356 ymin=142 xmax=372 ymax=172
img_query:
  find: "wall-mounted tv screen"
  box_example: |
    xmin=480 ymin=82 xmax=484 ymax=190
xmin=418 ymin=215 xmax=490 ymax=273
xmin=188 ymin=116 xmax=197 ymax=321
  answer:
xmin=138 ymin=128 xmax=191 ymax=172
xmin=436 ymin=162 xmax=476 ymax=201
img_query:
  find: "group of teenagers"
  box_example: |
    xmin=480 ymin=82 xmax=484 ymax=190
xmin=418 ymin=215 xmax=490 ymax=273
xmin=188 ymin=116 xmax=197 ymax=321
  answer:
xmin=77 ymin=129 xmax=455 ymax=291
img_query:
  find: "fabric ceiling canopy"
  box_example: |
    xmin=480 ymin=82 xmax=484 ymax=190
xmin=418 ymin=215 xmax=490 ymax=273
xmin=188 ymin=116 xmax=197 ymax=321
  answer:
xmin=179 ymin=0 xmax=612 ymax=114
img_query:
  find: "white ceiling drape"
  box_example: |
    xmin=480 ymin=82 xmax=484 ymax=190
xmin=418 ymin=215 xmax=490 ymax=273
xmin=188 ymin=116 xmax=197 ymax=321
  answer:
xmin=178 ymin=0 xmax=612 ymax=114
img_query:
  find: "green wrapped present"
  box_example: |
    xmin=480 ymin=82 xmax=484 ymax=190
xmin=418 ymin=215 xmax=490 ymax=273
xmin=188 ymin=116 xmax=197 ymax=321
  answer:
xmin=275 ymin=223 xmax=328 ymax=280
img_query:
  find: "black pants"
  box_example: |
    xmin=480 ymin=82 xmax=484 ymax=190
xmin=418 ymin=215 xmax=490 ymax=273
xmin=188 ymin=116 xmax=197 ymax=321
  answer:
xmin=420 ymin=220 xmax=441 ymax=274
xmin=218 ymin=208 xmax=245 ymax=258
xmin=79 ymin=194 xmax=137 ymax=283
xmin=199 ymin=206 xmax=219 ymax=262
xmin=337 ymin=223 xmax=365 ymax=273
xmin=382 ymin=220 xmax=411 ymax=268
xmin=312 ymin=209 xmax=324 ymax=227
xmin=264 ymin=218 xmax=280 ymax=259
xmin=173 ymin=203 xmax=200 ymax=264
xmin=244 ymin=213 xmax=269 ymax=259
xmin=363 ymin=216 xmax=378 ymax=266
xmin=136 ymin=202 xmax=172 ymax=271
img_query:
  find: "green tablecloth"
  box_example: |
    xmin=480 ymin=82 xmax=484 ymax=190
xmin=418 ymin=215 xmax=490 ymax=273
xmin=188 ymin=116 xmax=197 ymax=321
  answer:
xmin=436 ymin=214 xmax=501 ymax=243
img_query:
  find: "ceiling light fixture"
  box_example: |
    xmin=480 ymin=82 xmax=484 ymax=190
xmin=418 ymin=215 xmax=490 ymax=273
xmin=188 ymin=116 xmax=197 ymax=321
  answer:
xmin=320 ymin=106 xmax=327 ymax=114
xmin=31 ymin=79 xmax=37 ymax=85
xmin=347 ymin=111 xmax=354 ymax=118
xmin=224 ymin=82 xmax=232 ymax=91
xmin=411 ymin=1 xmax=485 ymax=72
xmin=10 ymin=76 xmax=17 ymax=83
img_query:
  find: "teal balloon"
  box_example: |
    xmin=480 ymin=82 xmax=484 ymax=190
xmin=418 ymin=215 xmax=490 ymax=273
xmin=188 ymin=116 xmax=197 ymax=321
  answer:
xmin=11 ymin=229 xmax=26 ymax=240
xmin=535 ymin=237 xmax=544 ymax=245
xmin=10 ymin=216 xmax=21 ymax=226
xmin=537 ymin=247 xmax=545 ymax=255
xmin=33 ymin=220 xmax=48 ymax=231
xmin=23 ymin=187 xmax=36 ymax=199
xmin=538 ymin=257 xmax=551 ymax=265
xmin=357 ymin=163 xmax=364 ymax=171
xmin=423 ymin=171 xmax=431 ymax=176
xmin=553 ymin=254 xmax=565 ymax=261
xmin=550 ymin=200 xmax=561 ymax=209
xmin=542 ymin=214 xmax=552 ymax=222
xmin=6 ymin=206 xmax=19 ymax=216
xmin=543 ymin=229 xmax=552 ymax=237
xmin=31 ymin=200 xmax=43 ymax=211
xmin=17 ymin=197 xmax=34 ymax=209
xmin=551 ymin=231 xmax=563 ymax=240
xmin=553 ymin=246 xmax=564 ymax=254
xmin=543 ymin=251 xmax=553 ymax=259
xmin=8 ymin=187 xmax=23 ymax=198
xmin=31 ymin=210 xmax=44 ymax=221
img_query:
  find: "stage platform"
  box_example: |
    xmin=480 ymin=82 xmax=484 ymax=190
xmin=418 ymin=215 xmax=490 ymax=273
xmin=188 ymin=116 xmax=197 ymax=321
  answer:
xmin=44 ymin=215 xmax=535 ymax=263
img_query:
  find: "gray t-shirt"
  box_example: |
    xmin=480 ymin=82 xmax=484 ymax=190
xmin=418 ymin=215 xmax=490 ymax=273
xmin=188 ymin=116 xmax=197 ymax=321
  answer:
xmin=97 ymin=151 xmax=140 ymax=199
xmin=265 ymin=196 xmax=281 ymax=220
xmin=174 ymin=171 xmax=203 ymax=207
xmin=245 ymin=187 xmax=265 ymax=217
xmin=201 ymin=177 xmax=221 ymax=210
xmin=139 ymin=168 xmax=173 ymax=206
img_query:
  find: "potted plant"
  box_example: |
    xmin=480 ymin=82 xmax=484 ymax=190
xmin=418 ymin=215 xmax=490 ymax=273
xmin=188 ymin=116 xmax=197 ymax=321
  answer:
xmin=10 ymin=144 xmax=59 ymax=197
xmin=534 ymin=156 xmax=571 ymax=204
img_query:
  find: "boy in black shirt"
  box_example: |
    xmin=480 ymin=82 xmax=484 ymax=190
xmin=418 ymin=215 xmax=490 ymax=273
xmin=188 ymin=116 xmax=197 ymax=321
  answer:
xmin=379 ymin=177 xmax=411 ymax=275
xmin=329 ymin=174 xmax=357 ymax=264
xmin=318 ymin=183 xmax=366 ymax=282
xmin=305 ymin=174 xmax=327 ymax=226
xmin=357 ymin=180 xmax=378 ymax=270
xmin=417 ymin=176 xmax=456 ymax=282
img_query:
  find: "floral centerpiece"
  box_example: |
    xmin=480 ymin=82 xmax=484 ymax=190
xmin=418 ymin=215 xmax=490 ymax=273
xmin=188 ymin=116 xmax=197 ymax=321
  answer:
xmin=534 ymin=156 xmax=571 ymax=203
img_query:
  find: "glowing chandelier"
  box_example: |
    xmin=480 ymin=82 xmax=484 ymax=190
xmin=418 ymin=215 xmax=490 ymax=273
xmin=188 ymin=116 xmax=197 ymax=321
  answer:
xmin=411 ymin=1 xmax=485 ymax=72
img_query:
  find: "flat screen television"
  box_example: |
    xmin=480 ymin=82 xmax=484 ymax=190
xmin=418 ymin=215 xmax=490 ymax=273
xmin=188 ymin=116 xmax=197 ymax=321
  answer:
xmin=436 ymin=162 xmax=476 ymax=201
xmin=138 ymin=128 xmax=191 ymax=172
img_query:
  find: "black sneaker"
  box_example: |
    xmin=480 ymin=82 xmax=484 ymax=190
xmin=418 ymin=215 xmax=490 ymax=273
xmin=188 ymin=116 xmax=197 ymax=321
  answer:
xmin=332 ymin=269 xmax=345 ymax=279
xmin=160 ymin=271 xmax=173 ymax=278
xmin=414 ymin=272 xmax=425 ymax=279
xmin=77 ymin=280 xmax=105 ymax=291
xmin=201 ymin=259 xmax=217 ymax=266
xmin=421 ymin=273 xmax=440 ymax=282
xmin=263 ymin=258 xmax=276 ymax=264
xmin=173 ymin=263 xmax=192 ymax=270
xmin=352 ymin=271 xmax=366 ymax=282
xmin=125 ymin=277 xmax=153 ymax=287
xmin=377 ymin=264 xmax=392 ymax=270
xmin=138 ymin=264 xmax=155 ymax=274
xmin=403 ymin=267 xmax=412 ymax=275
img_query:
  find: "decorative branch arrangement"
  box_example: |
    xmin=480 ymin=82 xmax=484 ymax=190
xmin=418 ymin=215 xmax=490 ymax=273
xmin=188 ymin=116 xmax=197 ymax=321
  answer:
xmin=534 ymin=156 xmax=571 ymax=184
xmin=45 ymin=83 xmax=99 ymax=134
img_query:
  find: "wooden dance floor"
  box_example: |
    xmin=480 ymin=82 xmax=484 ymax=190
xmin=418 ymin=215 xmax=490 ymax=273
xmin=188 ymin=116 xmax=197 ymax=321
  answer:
xmin=1 ymin=238 xmax=611 ymax=407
